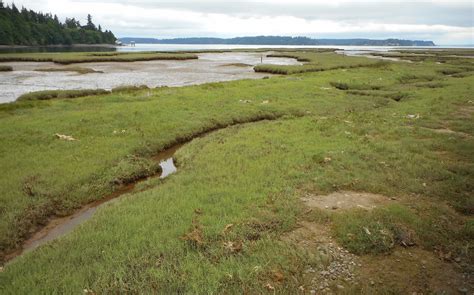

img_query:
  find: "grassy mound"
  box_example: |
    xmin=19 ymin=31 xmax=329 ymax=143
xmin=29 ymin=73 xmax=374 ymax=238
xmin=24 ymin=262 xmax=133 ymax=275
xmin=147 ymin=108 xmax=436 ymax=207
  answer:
xmin=34 ymin=67 xmax=103 ymax=74
xmin=0 ymin=65 xmax=13 ymax=71
xmin=17 ymin=89 xmax=110 ymax=101
xmin=0 ymin=51 xmax=198 ymax=64
xmin=254 ymin=52 xmax=385 ymax=75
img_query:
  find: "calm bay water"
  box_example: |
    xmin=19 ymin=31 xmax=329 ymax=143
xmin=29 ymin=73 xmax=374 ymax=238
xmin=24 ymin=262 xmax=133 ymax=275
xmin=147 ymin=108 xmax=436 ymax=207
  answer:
xmin=1 ymin=43 xmax=472 ymax=54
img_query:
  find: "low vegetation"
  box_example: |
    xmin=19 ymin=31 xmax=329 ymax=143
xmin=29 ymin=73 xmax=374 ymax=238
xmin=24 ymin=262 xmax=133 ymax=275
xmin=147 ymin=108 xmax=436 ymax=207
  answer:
xmin=254 ymin=51 xmax=384 ymax=74
xmin=111 ymin=85 xmax=150 ymax=93
xmin=0 ymin=50 xmax=472 ymax=293
xmin=369 ymin=49 xmax=474 ymax=66
xmin=0 ymin=51 xmax=198 ymax=64
xmin=0 ymin=65 xmax=12 ymax=71
xmin=220 ymin=63 xmax=252 ymax=67
xmin=17 ymin=89 xmax=110 ymax=101
xmin=34 ymin=66 xmax=102 ymax=74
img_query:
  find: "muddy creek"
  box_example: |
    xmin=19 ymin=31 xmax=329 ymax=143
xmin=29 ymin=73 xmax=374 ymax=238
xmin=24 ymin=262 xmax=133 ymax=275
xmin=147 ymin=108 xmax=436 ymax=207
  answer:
xmin=5 ymin=118 xmax=276 ymax=263
xmin=5 ymin=146 xmax=180 ymax=262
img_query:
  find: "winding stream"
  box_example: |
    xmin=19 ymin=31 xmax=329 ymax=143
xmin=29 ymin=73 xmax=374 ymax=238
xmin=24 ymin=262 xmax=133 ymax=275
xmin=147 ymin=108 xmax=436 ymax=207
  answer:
xmin=5 ymin=117 xmax=280 ymax=263
xmin=5 ymin=148 xmax=179 ymax=262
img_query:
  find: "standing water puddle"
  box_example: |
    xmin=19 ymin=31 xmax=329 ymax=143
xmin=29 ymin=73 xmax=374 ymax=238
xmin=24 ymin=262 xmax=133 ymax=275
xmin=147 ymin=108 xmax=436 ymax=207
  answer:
xmin=159 ymin=158 xmax=177 ymax=178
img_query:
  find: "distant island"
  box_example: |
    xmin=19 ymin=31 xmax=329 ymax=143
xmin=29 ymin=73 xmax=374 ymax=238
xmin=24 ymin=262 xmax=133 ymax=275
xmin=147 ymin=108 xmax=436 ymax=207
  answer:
xmin=119 ymin=36 xmax=435 ymax=46
xmin=0 ymin=1 xmax=116 ymax=46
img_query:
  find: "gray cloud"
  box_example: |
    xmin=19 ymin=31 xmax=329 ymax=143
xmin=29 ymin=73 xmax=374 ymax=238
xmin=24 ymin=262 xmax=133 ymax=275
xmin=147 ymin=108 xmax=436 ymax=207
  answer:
xmin=8 ymin=0 xmax=474 ymax=44
xmin=72 ymin=0 xmax=474 ymax=27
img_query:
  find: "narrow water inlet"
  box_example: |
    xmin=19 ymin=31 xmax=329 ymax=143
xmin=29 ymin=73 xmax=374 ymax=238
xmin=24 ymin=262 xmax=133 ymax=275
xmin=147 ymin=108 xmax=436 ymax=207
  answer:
xmin=4 ymin=117 xmax=281 ymax=263
xmin=5 ymin=148 xmax=180 ymax=263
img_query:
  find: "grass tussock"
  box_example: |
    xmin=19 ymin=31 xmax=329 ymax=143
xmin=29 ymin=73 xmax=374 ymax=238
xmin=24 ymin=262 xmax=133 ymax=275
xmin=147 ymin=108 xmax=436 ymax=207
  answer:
xmin=219 ymin=63 xmax=252 ymax=67
xmin=0 ymin=51 xmax=198 ymax=64
xmin=397 ymin=73 xmax=438 ymax=84
xmin=0 ymin=65 xmax=13 ymax=71
xmin=112 ymin=85 xmax=150 ymax=93
xmin=329 ymin=81 xmax=411 ymax=101
xmin=254 ymin=52 xmax=384 ymax=75
xmin=34 ymin=67 xmax=103 ymax=74
xmin=333 ymin=202 xmax=470 ymax=256
xmin=17 ymin=89 xmax=110 ymax=101
xmin=451 ymin=71 xmax=474 ymax=78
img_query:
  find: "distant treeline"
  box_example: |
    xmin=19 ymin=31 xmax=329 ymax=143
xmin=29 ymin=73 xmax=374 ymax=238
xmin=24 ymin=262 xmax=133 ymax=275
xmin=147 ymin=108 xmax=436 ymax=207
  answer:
xmin=120 ymin=36 xmax=435 ymax=47
xmin=0 ymin=1 xmax=116 ymax=46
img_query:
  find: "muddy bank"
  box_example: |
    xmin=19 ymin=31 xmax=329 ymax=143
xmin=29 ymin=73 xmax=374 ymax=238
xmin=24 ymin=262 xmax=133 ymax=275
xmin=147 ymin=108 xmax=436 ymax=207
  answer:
xmin=4 ymin=115 xmax=283 ymax=263
xmin=0 ymin=52 xmax=301 ymax=103
xmin=4 ymin=147 xmax=178 ymax=263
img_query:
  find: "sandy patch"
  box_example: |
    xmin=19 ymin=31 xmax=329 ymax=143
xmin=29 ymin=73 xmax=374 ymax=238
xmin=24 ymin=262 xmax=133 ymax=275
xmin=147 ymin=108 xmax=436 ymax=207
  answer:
xmin=301 ymin=191 xmax=390 ymax=211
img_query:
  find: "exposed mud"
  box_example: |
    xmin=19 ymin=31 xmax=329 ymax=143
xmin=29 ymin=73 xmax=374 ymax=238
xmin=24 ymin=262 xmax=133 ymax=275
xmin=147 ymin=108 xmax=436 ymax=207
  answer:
xmin=301 ymin=191 xmax=391 ymax=211
xmin=0 ymin=52 xmax=301 ymax=103
xmin=287 ymin=191 xmax=471 ymax=293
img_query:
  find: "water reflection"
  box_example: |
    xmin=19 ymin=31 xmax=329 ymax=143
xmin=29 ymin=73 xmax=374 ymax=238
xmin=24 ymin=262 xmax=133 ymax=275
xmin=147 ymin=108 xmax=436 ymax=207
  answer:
xmin=159 ymin=158 xmax=177 ymax=179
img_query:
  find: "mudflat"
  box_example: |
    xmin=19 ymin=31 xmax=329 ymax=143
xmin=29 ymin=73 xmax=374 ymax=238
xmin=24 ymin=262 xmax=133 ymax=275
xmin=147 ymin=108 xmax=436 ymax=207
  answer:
xmin=0 ymin=52 xmax=300 ymax=103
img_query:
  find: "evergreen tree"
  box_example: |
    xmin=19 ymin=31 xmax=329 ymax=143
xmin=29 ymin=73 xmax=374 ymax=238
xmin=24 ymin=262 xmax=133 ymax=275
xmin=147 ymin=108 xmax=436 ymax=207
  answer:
xmin=85 ymin=14 xmax=95 ymax=30
xmin=0 ymin=3 xmax=116 ymax=45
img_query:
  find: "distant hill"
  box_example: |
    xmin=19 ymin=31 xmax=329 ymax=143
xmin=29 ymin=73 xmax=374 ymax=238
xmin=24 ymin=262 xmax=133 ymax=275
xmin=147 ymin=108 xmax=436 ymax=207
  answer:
xmin=119 ymin=36 xmax=435 ymax=46
xmin=0 ymin=1 xmax=116 ymax=45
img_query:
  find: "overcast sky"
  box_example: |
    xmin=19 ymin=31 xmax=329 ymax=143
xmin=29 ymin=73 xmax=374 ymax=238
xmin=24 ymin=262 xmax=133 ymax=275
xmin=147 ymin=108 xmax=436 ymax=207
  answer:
xmin=7 ymin=0 xmax=474 ymax=44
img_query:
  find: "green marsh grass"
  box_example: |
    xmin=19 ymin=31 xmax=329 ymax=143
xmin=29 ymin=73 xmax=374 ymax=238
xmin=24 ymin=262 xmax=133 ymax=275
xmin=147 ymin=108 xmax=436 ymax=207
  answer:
xmin=254 ymin=52 xmax=384 ymax=74
xmin=0 ymin=51 xmax=472 ymax=293
xmin=34 ymin=66 xmax=103 ymax=74
xmin=0 ymin=51 xmax=198 ymax=64
xmin=16 ymin=89 xmax=110 ymax=101
xmin=0 ymin=65 xmax=13 ymax=71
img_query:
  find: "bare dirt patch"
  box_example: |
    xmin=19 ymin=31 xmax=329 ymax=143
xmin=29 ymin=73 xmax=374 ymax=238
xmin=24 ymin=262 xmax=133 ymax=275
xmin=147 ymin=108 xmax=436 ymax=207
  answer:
xmin=301 ymin=191 xmax=391 ymax=211
xmin=455 ymin=105 xmax=474 ymax=119
xmin=283 ymin=221 xmax=333 ymax=247
xmin=423 ymin=127 xmax=471 ymax=138
xmin=357 ymin=247 xmax=473 ymax=294
xmin=283 ymin=221 xmax=360 ymax=293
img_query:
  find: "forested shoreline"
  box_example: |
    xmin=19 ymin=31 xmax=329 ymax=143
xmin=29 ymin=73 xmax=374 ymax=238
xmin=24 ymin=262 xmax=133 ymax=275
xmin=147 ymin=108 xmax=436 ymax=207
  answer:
xmin=0 ymin=1 xmax=116 ymax=46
